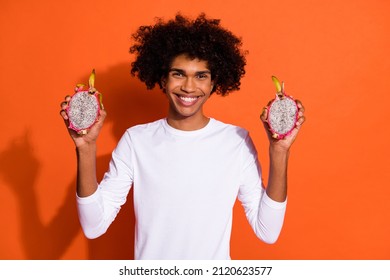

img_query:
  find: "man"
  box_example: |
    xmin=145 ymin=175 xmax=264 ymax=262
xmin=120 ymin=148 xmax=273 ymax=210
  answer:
xmin=60 ymin=13 xmax=305 ymax=259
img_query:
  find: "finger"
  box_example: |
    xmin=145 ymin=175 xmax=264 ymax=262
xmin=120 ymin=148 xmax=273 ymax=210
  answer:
xmin=295 ymin=115 xmax=306 ymax=128
xmin=94 ymin=109 xmax=107 ymax=128
xmin=288 ymin=118 xmax=304 ymax=139
xmin=261 ymin=100 xmax=274 ymax=122
xmin=287 ymin=126 xmax=299 ymax=141
xmin=260 ymin=106 xmax=268 ymax=122
xmin=60 ymin=109 xmax=69 ymax=120
xmin=84 ymin=110 xmax=107 ymax=137
xmin=60 ymin=96 xmax=72 ymax=119
xmin=99 ymin=109 xmax=107 ymax=121
xmin=60 ymin=101 xmax=68 ymax=110
xmin=296 ymin=100 xmax=305 ymax=112
xmin=298 ymin=108 xmax=305 ymax=117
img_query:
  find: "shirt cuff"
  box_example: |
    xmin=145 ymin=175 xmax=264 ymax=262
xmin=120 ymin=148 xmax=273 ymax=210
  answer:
xmin=76 ymin=188 xmax=100 ymax=205
xmin=263 ymin=191 xmax=287 ymax=209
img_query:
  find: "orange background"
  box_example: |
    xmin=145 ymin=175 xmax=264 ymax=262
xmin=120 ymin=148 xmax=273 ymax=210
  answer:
xmin=0 ymin=0 xmax=389 ymax=260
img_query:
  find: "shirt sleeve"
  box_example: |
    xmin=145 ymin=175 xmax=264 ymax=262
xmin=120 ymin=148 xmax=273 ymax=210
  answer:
xmin=237 ymin=133 xmax=287 ymax=244
xmin=76 ymin=130 xmax=134 ymax=239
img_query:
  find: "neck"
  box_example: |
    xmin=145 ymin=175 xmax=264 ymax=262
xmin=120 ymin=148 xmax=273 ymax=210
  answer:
xmin=167 ymin=113 xmax=210 ymax=131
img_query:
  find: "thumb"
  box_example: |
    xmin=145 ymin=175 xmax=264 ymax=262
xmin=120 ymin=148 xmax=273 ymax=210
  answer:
xmin=93 ymin=109 xmax=107 ymax=130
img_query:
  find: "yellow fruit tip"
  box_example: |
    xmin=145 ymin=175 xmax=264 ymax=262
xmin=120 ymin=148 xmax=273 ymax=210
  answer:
xmin=271 ymin=76 xmax=282 ymax=93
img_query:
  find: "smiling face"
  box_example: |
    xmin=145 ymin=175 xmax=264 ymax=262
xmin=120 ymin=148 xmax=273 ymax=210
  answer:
xmin=162 ymin=54 xmax=214 ymax=130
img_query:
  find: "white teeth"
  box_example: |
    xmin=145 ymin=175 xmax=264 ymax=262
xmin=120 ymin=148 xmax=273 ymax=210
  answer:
xmin=179 ymin=96 xmax=198 ymax=102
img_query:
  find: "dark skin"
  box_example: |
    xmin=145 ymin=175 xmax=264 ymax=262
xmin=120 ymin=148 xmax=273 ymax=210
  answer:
xmin=60 ymin=55 xmax=305 ymax=202
xmin=260 ymin=100 xmax=305 ymax=201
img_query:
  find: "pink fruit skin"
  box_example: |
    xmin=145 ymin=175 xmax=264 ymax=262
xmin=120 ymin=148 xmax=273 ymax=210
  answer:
xmin=266 ymin=93 xmax=299 ymax=140
xmin=66 ymin=88 xmax=101 ymax=133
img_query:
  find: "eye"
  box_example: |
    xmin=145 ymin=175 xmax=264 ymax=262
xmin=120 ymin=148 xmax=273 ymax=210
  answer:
xmin=196 ymin=73 xmax=210 ymax=80
xmin=171 ymin=71 xmax=183 ymax=78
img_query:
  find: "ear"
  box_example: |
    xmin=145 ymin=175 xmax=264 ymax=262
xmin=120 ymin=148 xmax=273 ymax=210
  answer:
xmin=161 ymin=77 xmax=166 ymax=93
xmin=211 ymin=77 xmax=217 ymax=90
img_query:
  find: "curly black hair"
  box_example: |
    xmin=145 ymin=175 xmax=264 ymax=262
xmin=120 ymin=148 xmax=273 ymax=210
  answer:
xmin=130 ymin=13 xmax=247 ymax=96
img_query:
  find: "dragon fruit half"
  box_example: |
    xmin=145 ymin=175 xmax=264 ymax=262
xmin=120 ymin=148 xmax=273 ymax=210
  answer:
xmin=66 ymin=69 xmax=103 ymax=135
xmin=266 ymin=76 xmax=298 ymax=139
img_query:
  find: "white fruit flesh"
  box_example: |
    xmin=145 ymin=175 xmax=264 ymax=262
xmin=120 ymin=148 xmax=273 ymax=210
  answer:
xmin=268 ymin=97 xmax=297 ymax=136
xmin=68 ymin=91 xmax=99 ymax=131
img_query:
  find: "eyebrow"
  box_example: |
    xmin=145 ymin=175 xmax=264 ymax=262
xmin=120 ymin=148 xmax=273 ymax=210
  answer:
xmin=169 ymin=68 xmax=211 ymax=75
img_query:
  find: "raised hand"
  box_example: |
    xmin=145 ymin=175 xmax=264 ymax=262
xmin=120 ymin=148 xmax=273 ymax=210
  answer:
xmin=260 ymin=99 xmax=305 ymax=151
xmin=60 ymin=96 xmax=107 ymax=148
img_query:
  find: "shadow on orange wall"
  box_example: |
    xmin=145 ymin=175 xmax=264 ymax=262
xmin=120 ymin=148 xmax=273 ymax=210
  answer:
xmin=0 ymin=132 xmax=79 ymax=259
xmin=0 ymin=62 xmax=167 ymax=259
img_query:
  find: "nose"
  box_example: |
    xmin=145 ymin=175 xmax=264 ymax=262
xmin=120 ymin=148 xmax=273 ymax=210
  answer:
xmin=180 ymin=77 xmax=196 ymax=93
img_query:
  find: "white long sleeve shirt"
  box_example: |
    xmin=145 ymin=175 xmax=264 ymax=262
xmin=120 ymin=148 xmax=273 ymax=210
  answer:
xmin=77 ymin=118 xmax=287 ymax=259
